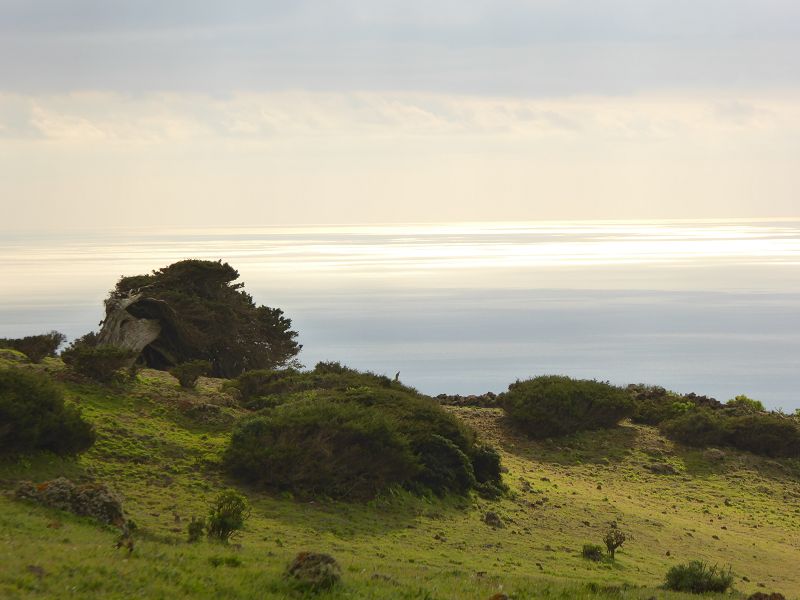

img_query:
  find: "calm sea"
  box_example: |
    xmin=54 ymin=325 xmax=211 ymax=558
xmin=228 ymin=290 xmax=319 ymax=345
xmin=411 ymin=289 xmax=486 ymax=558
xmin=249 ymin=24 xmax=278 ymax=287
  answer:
xmin=1 ymin=220 xmax=799 ymax=410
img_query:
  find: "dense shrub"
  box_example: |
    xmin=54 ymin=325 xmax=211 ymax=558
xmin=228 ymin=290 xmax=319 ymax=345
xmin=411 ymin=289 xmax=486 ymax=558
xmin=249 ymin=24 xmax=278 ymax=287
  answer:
xmin=206 ymin=489 xmax=250 ymax=542
xmin=581 ymin=544 xmax=604 ymax=561
xmin=0 ymin=369 xmax=95 ymax=455
xmin=224 ymin=382 xmax=504 ymax=500
xmin=726 ymin=413 xmax=800 ymax=458
xmin=664 ymin=561 xmax=734 ymax=593
xmin=661 ymin=408 xmax=800 ymax=458
xmin=502 ymin=375 xmax=633 ymax=438
xmin=169 ymin=360 xmax=211 ymax=389
xmin=627 ymin=384 xmax=693 ymax=425
xmin=0 ymin=331 xmax=65 ymax=363
xmin=62 ymin=344 xmax=136 ymax=383
xmin=660 ymin=409 xmax=728 ymax=448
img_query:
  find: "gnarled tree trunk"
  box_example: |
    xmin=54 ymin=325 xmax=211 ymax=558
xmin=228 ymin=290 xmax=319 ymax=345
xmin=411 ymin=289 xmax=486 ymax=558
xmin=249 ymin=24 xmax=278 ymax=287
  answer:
xmin=97 ymin=293 xmax=162 ymax=366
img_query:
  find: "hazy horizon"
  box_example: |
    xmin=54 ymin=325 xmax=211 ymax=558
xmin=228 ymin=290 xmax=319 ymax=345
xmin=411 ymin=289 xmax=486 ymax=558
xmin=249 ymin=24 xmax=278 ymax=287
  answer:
xmin=2 ymin=219 xmax=798 ymax=410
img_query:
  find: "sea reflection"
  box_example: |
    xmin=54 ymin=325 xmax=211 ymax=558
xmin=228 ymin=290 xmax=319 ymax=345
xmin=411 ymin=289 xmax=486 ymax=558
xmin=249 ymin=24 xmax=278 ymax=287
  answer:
xmin=1 ymin=219 xmax=799 ymax=408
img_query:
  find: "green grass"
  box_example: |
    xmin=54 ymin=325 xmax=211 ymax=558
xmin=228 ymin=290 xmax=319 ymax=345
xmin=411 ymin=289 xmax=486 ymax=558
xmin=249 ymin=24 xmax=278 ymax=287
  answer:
xmin=1 ymin=358 xmax=798 ymax=599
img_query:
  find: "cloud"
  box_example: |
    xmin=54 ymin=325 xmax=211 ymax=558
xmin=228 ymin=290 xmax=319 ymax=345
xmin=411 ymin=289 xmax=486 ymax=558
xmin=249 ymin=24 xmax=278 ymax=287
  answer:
xmin=1 ymin=1 xmax=799 ymax=95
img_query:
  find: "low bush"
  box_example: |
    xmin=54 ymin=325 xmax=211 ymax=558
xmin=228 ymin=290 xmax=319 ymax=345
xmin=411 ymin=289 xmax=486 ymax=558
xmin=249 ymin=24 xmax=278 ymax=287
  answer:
xmin=664 ymin=560 xmax=734 ymax=593
xmin=187 ymin=517 xmax=205 ymax=543
xmin=169 ymin=360 xmax=211 ymax=389
xmin=661 ymin=408 xmax=800 ymax=458
xmin=62 ymin=344 xmax=136 ymax=383
xmin=628 ymin=384 xmax=693 ymax=425
xmin=0 ymin=369 xmax=95 ymax=455
xmin=15 ymin=477 xmax=124 ymax=526
xmin=229 ymin=361 xmax=418 ymax=405
xmin=206 ymin=489 xmax=250 ymax=542
xmin=502 ymin=375 xmax=633 ymax=438
xmin=0 ymin=331 xmax=66 ymax=363
xmin=285 ymin=552 xmax=341 ymax=590
xmin=726 ymin=413 xmax=800 ymax=458
xmin=725 ymin=394 xmax=765 ymax=415
xmin=660 ymin=409 xmax=728 ymax=448
xmin=581 ymin=544 xmax=604 ymax=561
xmin=224 ymin=381 xmax=505 ymax=500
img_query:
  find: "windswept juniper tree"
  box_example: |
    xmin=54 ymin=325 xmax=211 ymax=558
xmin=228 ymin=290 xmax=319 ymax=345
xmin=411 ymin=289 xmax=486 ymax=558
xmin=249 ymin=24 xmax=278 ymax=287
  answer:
xmin=94 ymin=260 xmax=301 ymax=378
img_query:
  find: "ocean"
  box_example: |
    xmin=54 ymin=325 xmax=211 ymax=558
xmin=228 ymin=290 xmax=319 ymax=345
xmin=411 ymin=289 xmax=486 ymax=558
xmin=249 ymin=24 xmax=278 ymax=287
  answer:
xmin=1 ymin=219 xmax=799 ymax=409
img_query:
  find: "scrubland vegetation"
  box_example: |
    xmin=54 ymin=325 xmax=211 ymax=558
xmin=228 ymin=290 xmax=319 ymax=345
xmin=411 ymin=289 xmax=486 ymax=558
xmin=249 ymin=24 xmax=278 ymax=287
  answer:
xmin=1 ymin=261 xmax=798 ymax=599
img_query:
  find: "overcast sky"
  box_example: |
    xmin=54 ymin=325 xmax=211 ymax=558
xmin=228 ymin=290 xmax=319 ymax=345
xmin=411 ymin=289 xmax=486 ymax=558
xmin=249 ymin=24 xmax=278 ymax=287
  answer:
xmin=2 ymin=0 xmax=799 ymax=228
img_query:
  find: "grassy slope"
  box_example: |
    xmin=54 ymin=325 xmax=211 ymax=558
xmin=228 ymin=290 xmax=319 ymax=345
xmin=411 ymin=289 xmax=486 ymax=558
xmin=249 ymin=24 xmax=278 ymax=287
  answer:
xmin=1 ymin=356 xmax=798 ymax=600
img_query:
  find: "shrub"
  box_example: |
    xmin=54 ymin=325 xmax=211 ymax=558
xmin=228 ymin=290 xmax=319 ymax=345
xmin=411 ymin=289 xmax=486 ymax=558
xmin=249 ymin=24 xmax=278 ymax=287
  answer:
xmin=0 ymin=331 xmax=66 ymax=363
xmin=225 ymin=398 xmax=418 ymax=500
xmin=169 ymin=360 xmax=211 ymax=389
xmin=224 ymin=382 xmax=505 ymax=500
xmin=628 ymin=384 xmax=693 ymax=425
xmin=725 ymin=394 xmax=765 ymax=415
xmin=726 ymin=413 xmax=800 ymax=457
xmin=285 ymin=552 xmax=341 ymax=590
xmin=15 ymin=477 xmax=124 ymax=526
xmin=206 ymin=489 xmax=250 ymax=542
xmin=664 ymin=561 xmax=734 ymax=593
xmin=603 ymin=529 xmax=626 ymax=559
xmin=502 ymin=375 xmax=633 ymax=438
xmin=660 ymin=409 xmax=727 ymax=448
xmin=62 ymin=345 xmax=136 ymax=383
xmin=0 ymin=369 xmax=95 ymax=455
xmin=187 ymin=517 xmax=205 ymax=542
xmin=581 ymin=544 xmax=604 ymax=561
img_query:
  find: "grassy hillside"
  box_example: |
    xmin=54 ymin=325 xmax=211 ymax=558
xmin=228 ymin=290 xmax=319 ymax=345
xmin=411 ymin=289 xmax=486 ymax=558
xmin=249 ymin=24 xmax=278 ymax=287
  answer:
xmin=1 ymin=355 xmax=798 ymax=599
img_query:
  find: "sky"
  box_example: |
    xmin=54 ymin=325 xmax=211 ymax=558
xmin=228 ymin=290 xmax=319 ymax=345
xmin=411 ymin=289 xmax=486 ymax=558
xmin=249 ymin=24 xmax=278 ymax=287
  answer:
xmin=1 ymin=1 xmax=799 ymax=228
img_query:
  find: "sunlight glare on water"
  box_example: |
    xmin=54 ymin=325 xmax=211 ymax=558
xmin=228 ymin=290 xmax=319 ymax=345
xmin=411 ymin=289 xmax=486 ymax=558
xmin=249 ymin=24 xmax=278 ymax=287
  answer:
xmin=1 ymin=219 xmax=799 ymax=408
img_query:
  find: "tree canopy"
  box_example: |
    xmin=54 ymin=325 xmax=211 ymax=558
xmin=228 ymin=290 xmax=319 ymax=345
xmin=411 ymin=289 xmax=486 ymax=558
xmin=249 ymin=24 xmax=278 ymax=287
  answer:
xmin=106 ymin=260 xmax=301 ymax=378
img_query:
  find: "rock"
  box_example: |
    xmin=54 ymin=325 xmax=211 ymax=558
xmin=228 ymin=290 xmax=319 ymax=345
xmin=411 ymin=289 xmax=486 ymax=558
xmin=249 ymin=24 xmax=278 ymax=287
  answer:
xmin=646 ymin=463 xmax=678 ymax=475
xmin=747 ymin=593 xmax=786 ymax=600
xmin=488 ymin=594 xmax=509 ymax=600
xmin=285 ymin=552 xmax=341 ymax=590
xmin=483 ymin=512 xmax=505 ymax=528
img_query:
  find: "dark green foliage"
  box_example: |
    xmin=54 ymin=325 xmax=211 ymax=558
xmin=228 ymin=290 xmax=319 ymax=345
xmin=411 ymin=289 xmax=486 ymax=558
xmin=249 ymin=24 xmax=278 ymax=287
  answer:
xmin=603 ymin=529 xmax=626 ymax=559
xmin=0 ymin=369 xmax=95 ymax=455
xmin=725 ymin=413 xmax=800 ymax=457
xmin=187 ymin=517 xmax=205 ymax=543
xmin=412 ymin=434 xmax=476 ymax=496
xmin=229 ymin=361 xmax=417 ymax=405
xmin=581 ymin=544 xmax=604 ymax=561
xmin=62 ymin=344 xmax=136 ymax=383
xmin=502 ymin=375 xmax=633 ymax=438
xmin=661 ymin=408 xmax=800 ymax=458
xmin=627 ymin=384 xmax=693 ymax=425
xmin=224 ymin=369 xmax=505 ymax=500
xmin=111 ymin=260 xmax=301 ymax=378
xmin=206 ymin=489 xmax=250 ymax=543
xmin=225 ymin=398 xmax=419 ymax=500
xmin=0 ymin=331 xmax=65 ymax=363
xmin=660 ymin=409 xmax=728 ymax=448
xmin=664 ymin=561 xmax=734 ymax=593
xmin=169 ymin=360 xmax=211 ymax=389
